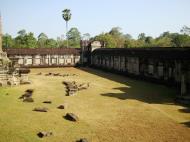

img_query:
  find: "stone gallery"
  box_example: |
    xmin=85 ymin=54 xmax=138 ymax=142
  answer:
xmin=4 ymin=48 xmax=81 ymax=67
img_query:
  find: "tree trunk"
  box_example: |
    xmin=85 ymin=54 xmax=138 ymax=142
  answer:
xmin=66 ymin=21 xmax=68 ymax=48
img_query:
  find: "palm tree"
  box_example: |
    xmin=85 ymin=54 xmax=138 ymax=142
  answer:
xmin=62 ymin=9 xmax=71 ymax=48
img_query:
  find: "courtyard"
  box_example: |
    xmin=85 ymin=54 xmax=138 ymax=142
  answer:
xmin=0 ymin=67 xmax=190 ymax=142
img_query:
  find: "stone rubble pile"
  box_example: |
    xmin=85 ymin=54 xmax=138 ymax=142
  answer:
xmin=63 ymin=81 xmax=89 ymax=96
xmin=43 ymin=72 xmax=77 ymax=77
xmin=19 ymin=89 xmax=34 ymax=102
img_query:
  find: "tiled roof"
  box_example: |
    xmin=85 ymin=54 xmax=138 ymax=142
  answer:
xmin=3 ymin=48 xmax=81 ymax=56
xmin=91 ymin=47 xmax=190 ymax=59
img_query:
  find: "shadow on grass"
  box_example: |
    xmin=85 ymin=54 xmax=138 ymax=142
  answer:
xmin=77 ymin=67 xmax=190 ymax=128
xmin=101 ymin=86 xmax=176 ymax=104
xmin=78 ymin=67 xmax=177 ymax=104
xmin=179 ymin=108 xmax=190 ymax=113
xmin=181 ymin=121 xmax=190 ymax=128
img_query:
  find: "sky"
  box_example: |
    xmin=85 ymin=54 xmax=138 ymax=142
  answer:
xmin=0 ymin=0 xmax=190 ymax=39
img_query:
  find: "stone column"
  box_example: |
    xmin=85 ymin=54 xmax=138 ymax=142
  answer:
xmin=181 ymin=74 xmax=186 ymax=96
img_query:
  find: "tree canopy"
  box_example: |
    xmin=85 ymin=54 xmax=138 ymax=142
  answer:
xmin=2 ymin=26 xmax=190 ymax=48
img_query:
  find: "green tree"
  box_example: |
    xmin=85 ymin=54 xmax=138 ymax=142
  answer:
xmin=25 ymin=32 xmax=37 ymax=48
xmin=154 ymin=37 xmax=172 ymax=47
xmin=18 ymin=29 xmax=27 ymax=37
xmin=67 ymin=27 xmax=81 ymax=47
xmin=109 ymin=27 xmax=122 ymax=37
xmin=15 ymin=30 xmax=37 ymax=48
xmin=82 ymin=33 xmax=91 ymax=40
xmin=180 ymin=26 xmax=190 ymax=35
xmin=57 ymin=35 xmax=65 ymax=48
xmin=38 ymin=33 xmax=48 ymax=48
xmin=2 ymin=34 xmax=14 ymax=48
xmin=124 ymin=39 xmax=133 ymax=48
xmin=62 ymin=9 xmax=72 ymax=48
xmin=171 ymin=33 xmax=190 ymax=47
xmin=124 ymin=34 xmax=132 ymax=39
xmin=138 ymin=33 xmax=146 ymax=41
xmin=95 ymin=33 xmax=117 ymax=48
xmin=145 ymin=36 xmax=153 ymax=44
xmin=46 ymin=38 xmax=57 ymax=48
xmin=160 ymin=31 xmax=170 ymax=38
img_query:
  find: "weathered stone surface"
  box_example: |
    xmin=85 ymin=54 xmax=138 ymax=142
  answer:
xmin=19 ymin=89 xmax=34 ymax=101
xmin=37 ymin=131 xmax=53 ymax=138
xmin=76 ymin=138 xmax=88 ymax=142
xmin=53 ymin=73 xmax=60 ymax=76
xmin=77 ymin=83 xmax=90 ymax=91
xmin=64 ymin=113 xmax=79 ymax=122
xmin=26 ymin=89 xmax=34 ymax=94
xmin=19 ymin=92 xmax=32 ymax=99
xmin=57 ymin=103 xmax=68 ymax=109
xmin=43 ymin=101 xmax=52 ymax=104
xmin=63 ymin=81 xmax=89 ymax=96
xmin=20 ymin=80 xmax=31 ymax=85
xmin=23 ymin=97 xmax=34 ymax=102
xmin=33 ymin=107 xmax=48 ymax=112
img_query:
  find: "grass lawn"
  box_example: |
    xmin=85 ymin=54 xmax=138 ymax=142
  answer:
xmin=0 ymin=67 xmax=190 ymax=142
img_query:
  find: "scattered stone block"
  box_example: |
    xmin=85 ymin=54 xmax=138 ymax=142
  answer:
xmin=63 ymin=81 xmax=89 ymax=96
xmin=43 ymin=101 xmax=52 ymax=104
xmin=76 ymin=138 xmax=88 ymax=142
xmin=33 ymin=107 xmax=48 ymax=112
xmin=23 ymin=97 xmax=34 ymax=102
xmin=57 ymin=103 xmax=68 ymax=109
xmin=64 ymin=113 xmax=79 ymax=122
xmin=20 ymin=80 xmax=31 ymax=85
xmin=26 ymin=89 xmax=34 ymax=94
xmin=37 ymin=72 xmax=42 ymax=75
xmin=78 ymin=83 xmax=90 ymax=91
xmin=53 ymin=73 xmax=60 ymax=76
xmin=19 ymin=92 xmax=32 ymax=99
xmin=37 ymin=131 xmax=53 ymax=138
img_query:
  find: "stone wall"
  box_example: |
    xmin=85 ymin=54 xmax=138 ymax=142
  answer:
xmin=91 ymin=48 xmax=190 ymax=96
xmin=10 ymin=55 xmax=80 ymax=67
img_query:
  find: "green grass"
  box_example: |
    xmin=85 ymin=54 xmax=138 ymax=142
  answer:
xmin=0 ymin=67 xmax=190 ymax=142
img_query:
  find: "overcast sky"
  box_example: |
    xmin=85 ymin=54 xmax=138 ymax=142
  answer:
xmin=0 ymin=0 xmax=190 ymax=39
